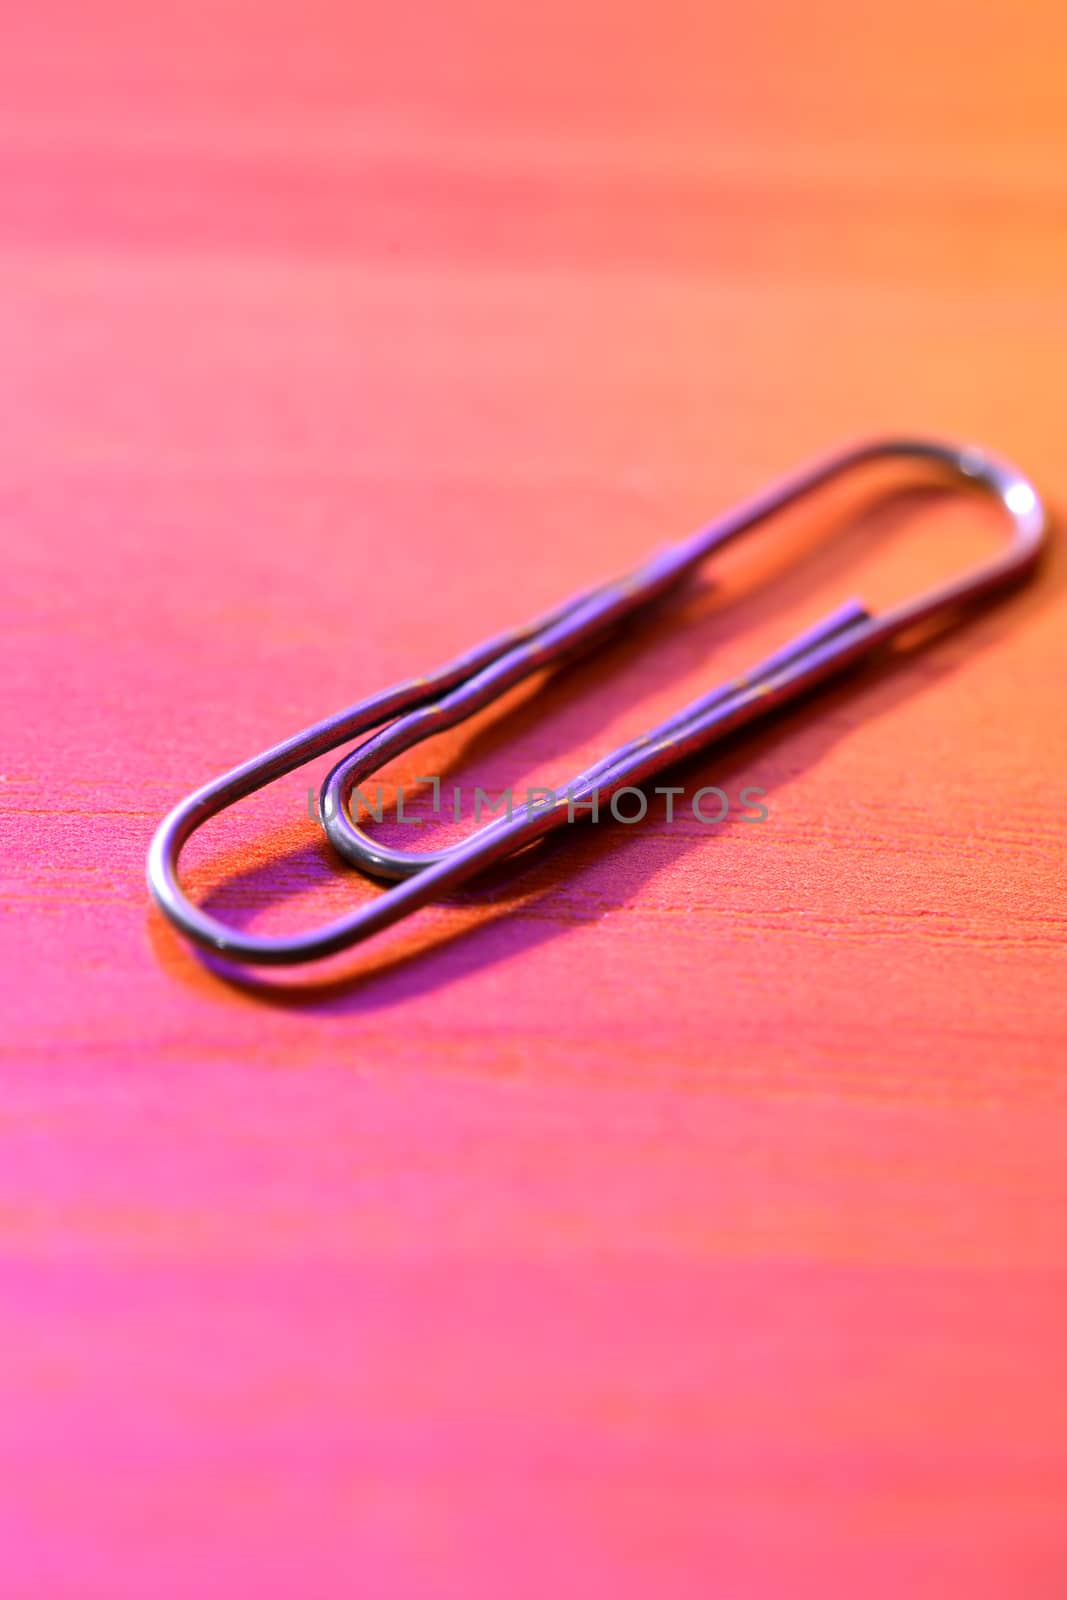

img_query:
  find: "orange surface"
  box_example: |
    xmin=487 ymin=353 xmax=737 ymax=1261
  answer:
xmin=2 ymin=2 xmax=1066 ymax=1596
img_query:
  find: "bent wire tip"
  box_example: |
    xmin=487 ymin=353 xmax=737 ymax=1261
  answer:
xmin=147 ymin=435 xmax=1048 ymax=968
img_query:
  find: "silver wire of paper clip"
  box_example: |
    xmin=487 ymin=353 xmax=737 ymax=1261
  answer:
xmin=147 ymin=437 xmax=1048 ymax=967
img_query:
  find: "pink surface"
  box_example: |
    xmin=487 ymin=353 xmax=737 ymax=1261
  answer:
xmin=3 ymin=2 xmax=1067 ymax=1596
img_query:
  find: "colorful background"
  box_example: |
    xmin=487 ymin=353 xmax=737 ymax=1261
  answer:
xmin=3 ymin=1 xmax=1066 ymax=1595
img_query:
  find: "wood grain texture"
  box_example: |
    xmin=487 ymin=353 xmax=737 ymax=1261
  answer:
xmin=2 ymin=2 xmax=1066 ymax=1595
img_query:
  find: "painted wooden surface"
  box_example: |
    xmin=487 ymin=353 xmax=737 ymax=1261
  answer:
xmin=2 ymin=2 xmax=1066 ymax=1595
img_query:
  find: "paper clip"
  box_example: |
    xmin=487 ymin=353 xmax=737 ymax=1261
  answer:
xmin=148 ymin=437 xmax=1047 ymax=966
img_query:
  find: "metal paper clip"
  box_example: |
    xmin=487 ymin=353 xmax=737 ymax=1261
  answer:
xmin=148 ymin=438 xmax=1047 ymax=966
